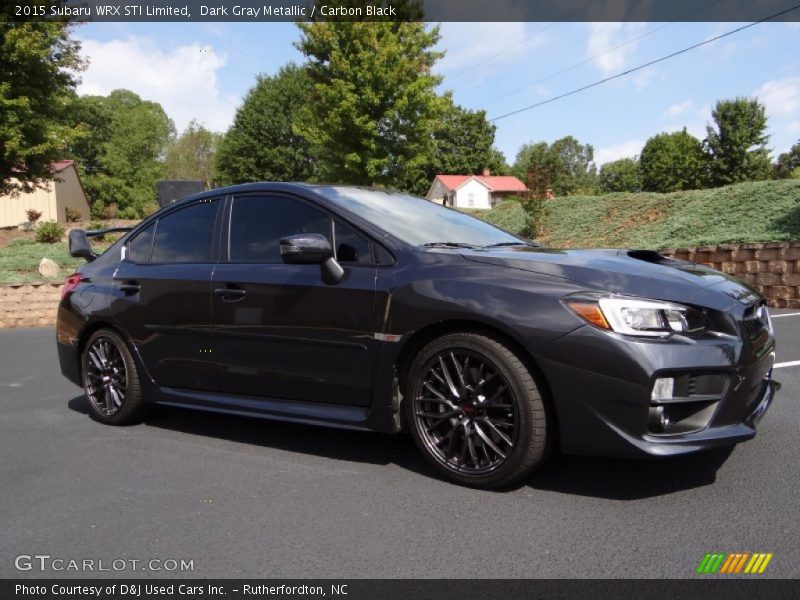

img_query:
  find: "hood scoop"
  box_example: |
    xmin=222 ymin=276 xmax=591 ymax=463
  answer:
xmin=623 ymin=249 xmax=674 ymax=264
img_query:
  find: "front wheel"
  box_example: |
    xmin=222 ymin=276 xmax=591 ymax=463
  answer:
xmin=82 ymin=328 xmax=146 ymax=425
xmin=405 ymin=332 xmax=549 ymax=489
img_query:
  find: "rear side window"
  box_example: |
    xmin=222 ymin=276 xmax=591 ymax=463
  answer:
xmin=230 ymin=195 xmax=331 ymax=263
xmin=151 ymin=200 xmax=219 ymax=263
xmin=127 ymin=222 xmax=155 ymax=263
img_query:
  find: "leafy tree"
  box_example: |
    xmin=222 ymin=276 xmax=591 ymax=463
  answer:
xmin=512 ymin=136 xmax=596 ymax=197
xmin=705 ymin=98 xmax=771 ymax=185
xmin=429 ymin=95 xmax=503 ymax=178
xmin=599 ymin=157 xmax=641 ymax=193
xmin=295 ymin=20 xmax=443 ymax=195
xmin=165 ymin=120 xmax=221 ymax=188
xmin=69 ymin=90 xmax=174 ymax=218
xmin=774 ymin=141 xmax=800 ymax=179
xmin=639 ymin=129 xmax=707 ymax=193
xmin=0 ymin=6 xmax=85 ymax=195
xmin=215 ymin=65 xmax=315 ymax=186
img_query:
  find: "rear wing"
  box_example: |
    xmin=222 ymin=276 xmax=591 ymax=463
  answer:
xmin=69 ymin=227 xmax=134 ymax=262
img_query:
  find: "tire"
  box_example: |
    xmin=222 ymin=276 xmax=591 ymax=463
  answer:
xmin=404 ymin=332 xmax=548 ymax=489
xmin=81 ymin=328 xmax=146 ymax=425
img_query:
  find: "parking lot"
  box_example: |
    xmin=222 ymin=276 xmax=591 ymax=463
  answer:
xmin=1 ymin=310 xmax=798 ymax=579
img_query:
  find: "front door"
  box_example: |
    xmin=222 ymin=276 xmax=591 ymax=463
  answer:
xmin=212 ymin=193 xmax=378 ymax=406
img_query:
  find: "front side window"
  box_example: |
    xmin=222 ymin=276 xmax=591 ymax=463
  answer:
xmin=230 ymin=195 xmax=331 ymax=263
xmin=334 ymin=221 xmax=372 ymax=264
xmin=151 ymin=200 xmax=219 ymax=263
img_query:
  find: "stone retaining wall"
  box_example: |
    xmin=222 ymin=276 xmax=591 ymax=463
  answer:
xmin=0 ymin=241 xmax=798 ymax=328
xmin=660 ymin=241 xmax=800 ymax=308
xmin=0 ymin=282 xmax=62 ymax=329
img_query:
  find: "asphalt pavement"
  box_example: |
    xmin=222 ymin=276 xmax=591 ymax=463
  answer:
xmin=1 ymin=310 xmax=798 ymax=579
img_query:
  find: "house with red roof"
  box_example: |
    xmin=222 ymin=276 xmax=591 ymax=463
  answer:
xmin=0 ymin=160 xmax=91 ymax=228
xmin=426 ymin=169 xmax=528 ymax=210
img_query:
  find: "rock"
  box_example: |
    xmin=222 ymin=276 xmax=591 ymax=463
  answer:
xmin=38 ymin=258 xmax=60 ymax=278
xmin=18 ymin=222 xmax=35 ymax=232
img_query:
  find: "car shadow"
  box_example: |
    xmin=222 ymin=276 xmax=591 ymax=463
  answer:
xmin=68 ymin=395 xmax=735 ymax=499
xmin=525 ymin=445 xmax=736 ymax=500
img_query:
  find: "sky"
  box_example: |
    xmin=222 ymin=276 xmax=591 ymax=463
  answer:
xmin=73 ymin=20 xmax=800 ymax=167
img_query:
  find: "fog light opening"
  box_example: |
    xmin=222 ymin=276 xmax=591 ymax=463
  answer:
xmin=648 ymin=405 xmax=671 ymax=433
xmin=651 ymin=377 xmax=675 ymax=401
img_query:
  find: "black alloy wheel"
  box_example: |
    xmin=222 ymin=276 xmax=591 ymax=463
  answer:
xmin=406 ymin=332 xmax=549 ymax=489
xmin=82 ymin=329 xmax=146 ymax=425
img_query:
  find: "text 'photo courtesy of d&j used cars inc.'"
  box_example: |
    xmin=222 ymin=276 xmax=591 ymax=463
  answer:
xmin=1 ymin=0 xmax=800 ymax=598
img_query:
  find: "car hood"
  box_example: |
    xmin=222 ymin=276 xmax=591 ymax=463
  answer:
xmin=459 ymin=247 xmax=760 ymax=315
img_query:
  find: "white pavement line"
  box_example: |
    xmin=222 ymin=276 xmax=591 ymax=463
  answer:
xmin=771 ymin=312 xmax=800 ymax=319
xmin=775 ymin=360 xmax=800 ymax=369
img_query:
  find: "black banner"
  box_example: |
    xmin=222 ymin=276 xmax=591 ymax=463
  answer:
xmin=7 ymin=0 xmax=800 ymax=23
xmin=4 ymin=580 xmax=800 ymax=600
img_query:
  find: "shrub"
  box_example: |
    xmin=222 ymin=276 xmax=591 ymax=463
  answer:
xmin=65 ymin=207 xmax=82 ymax=222
xmin=25 ymin=209 xmax=43 ymax=222
xmin=35 ymin=221 xmax=65 ymax=244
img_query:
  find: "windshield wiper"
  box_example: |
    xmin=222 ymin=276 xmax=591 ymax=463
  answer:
xmin=421 ymin=242 xmax=479 ymax=249
xmin=483 ymin=241 xmax=540 ymax=248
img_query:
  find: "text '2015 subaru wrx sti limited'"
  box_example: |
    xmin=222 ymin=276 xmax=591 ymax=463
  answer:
xmin=57 ymin=184 xmax=779 ymax=488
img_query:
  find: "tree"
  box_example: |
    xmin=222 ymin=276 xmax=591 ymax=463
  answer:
xmin=164 ymin=120 xmax=221 ymax=188
xmin=69 ymin=90 xmax=175 ymax=218
xmin=429 ymin=95 xmax=504 ymax=178
xmin=774 ymin=141 xmax=800 ymax=179
xmin=295 ymin=20 xmax=443 ymax=194
xmin=705 ymin=98 xmax=771 ymax=186
xmin=0 ymin=6 xmax=85 ymax=195
xmin=639 ymin=129 xmax=707 ymax=193
xmin=512 ymin=136 xmax=596 ymax=197
xmin=215 ymin=65 xmax=315 ymax=186
xmin=599 ymin=158 xmax=641 ymax=193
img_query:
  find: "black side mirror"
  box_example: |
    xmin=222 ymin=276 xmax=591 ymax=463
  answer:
xmin=68 ymin=229 xmax=96 ymax=262
xmin=279 ymin=233 xmax=344 ymax=285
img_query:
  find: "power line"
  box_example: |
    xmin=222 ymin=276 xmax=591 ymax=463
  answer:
xmin=489 ymin=3 xmax=800 ymax=123
xmin=443 ymin=0 xmax=598 ymax=82
xmin=481 ymin=0 xmax=727 ymax=107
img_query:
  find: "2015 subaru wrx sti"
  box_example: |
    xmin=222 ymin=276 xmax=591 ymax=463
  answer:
xmin=56 ymin=184 xmax=779 ymax=488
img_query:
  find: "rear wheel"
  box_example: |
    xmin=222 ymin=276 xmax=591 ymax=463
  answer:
xmin=405 ymin=332 xmax=548 ymax=489
xmin=82 ymin=329 xmax=146 ymax=425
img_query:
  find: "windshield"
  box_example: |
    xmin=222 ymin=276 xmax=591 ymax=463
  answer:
xmin=313 ymin=186 xmax=525 ymax=247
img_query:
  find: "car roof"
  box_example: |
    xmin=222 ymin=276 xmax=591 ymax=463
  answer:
xmin=168 ymin=182 xmax=389 ymax=209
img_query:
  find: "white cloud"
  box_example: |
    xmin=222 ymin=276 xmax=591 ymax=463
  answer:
xmin=437 ymin=23 xmax=546 ymax=79
xmin=754 ymin=76 xmax=800 ymax=117
xmin=586 ymin=22 xmax=647 ymax=75
xmin=661 ymin=99 xmax=711 ymax=140
xmin=595 ymin=140 xmax=644 ymax=166
xmin=788 ymin=120 xmax=800 ymax=134
xmin=663 ymin=99 xmax=694 ymax=118
xmin=77 ymin=36 xmax=239 ymax=133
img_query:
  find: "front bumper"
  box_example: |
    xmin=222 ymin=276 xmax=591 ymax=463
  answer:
xmin=535 ymin=324 xmax=779 ymax=458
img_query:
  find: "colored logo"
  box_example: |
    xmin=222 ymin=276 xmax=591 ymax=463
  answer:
xmin=697 ymin=552 xmax=773 ymax=574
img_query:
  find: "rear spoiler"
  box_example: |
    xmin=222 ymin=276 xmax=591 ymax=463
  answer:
xmin=69 ymin=227 xmax=133 ymax=262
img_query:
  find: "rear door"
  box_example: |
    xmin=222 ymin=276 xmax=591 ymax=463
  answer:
xmin=212 ymin=193 xmax=378 ymax=406
xmin=110 ymin=198 xmax=222 ymax=391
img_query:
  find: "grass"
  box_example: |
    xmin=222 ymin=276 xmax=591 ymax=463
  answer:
xmin=0 ymin=237 xmax=117 ymax=284
xmin=467 ymin=180 xmax=800 ymax=249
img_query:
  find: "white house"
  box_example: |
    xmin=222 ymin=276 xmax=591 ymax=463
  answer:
xmin=0 ymin=160 xmax=91 ymax=227
xmin=426 ymin=171 xmax=528 ymax=210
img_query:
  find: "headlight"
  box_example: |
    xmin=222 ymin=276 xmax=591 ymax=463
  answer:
xmin=564 ymin=295 xmax=706 ymax=337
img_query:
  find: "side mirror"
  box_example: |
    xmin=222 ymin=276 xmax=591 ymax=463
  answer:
xmin=279 ymin=233 xmax=344 ymax=285
xmin=68 ymin=229 xmax=96 ymax=262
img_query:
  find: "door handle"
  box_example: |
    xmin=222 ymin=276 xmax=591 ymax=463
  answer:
xmin=117 ymin=281 xmax=140 ymax=294
xmin=214 ymin=287 xmax=246 ymax=302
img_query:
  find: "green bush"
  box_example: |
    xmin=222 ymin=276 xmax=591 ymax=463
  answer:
xmin=35 ymin=221 xmax=65 ymax=244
